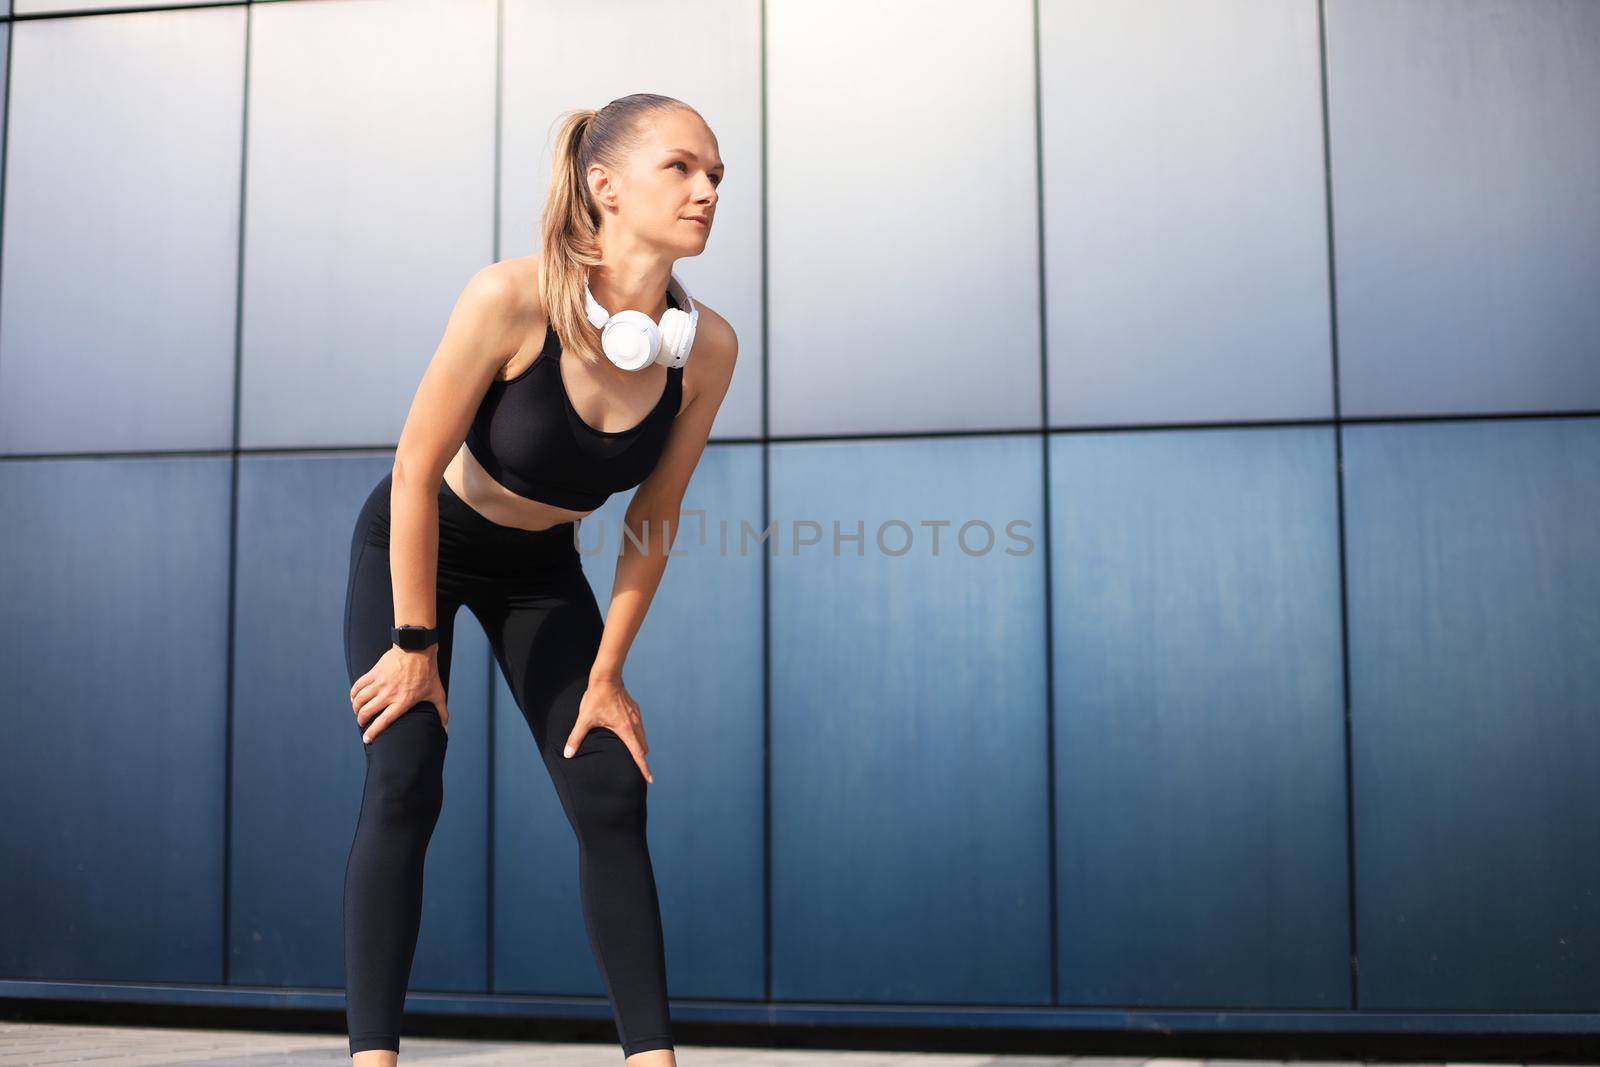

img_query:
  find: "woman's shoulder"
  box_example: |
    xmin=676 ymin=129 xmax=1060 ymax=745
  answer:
xmin=689 ymin=300 xmax=736 ymax=363
xmin=472 ymin=255 xmax=546 ymax=327
xmin=680 ymin=299 xmax=738 ymax=405
xmin=461 ymin=257 xmax=549 ymax=381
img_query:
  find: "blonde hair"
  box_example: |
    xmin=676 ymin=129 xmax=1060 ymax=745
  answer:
xmin=539 ymin=93 xmax=697 ymax=367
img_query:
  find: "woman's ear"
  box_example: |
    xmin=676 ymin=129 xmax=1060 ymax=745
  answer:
xmin=587 ymin=163 xmax=618 ymax=211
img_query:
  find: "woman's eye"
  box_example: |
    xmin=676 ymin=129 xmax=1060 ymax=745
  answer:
xmin=672 ymin=160 xmax=720 ymax=185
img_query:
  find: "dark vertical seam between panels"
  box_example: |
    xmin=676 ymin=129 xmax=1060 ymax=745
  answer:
xmin=223 ymin=1 xmax=252 ymax=985
xmin=486 ymin=0 xmax=504 ymax=996
xmin=758 ymin=0 xmax=772 ymax=1010
xmin=1030 ymin=0 xmax=1058 ymax=1008
xmin=1316 ymin=0 xmax=1359 ymax=1010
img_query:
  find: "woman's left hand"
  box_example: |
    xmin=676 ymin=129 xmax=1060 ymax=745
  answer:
xmin=564 ymin=673 xmax=654 ymax=784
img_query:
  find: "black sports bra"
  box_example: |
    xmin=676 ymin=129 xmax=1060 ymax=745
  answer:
xmin=464 ymin=292 xmax=685 ymax=512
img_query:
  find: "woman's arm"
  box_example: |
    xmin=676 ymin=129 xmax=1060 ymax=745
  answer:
xmin=388 ymin=265 xmax=519 ymax=645
xmin=590 ymin=307 xmax=739 ymax=685
xmin=349 ymin=263 xmax=522 ymax=743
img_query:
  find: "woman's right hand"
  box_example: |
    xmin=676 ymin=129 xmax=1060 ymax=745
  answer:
xmin=350 ymin=646 xmax=449 ymax=744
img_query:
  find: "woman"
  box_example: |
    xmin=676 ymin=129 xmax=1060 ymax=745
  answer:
xmin=341 ymin=93 xmax=736 ymax=1066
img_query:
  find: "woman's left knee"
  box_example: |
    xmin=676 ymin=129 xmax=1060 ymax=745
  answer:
xmin=566 ymin=734 xmax=649 ymax=835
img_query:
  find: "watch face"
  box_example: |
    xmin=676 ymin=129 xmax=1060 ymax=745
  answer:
xmin=394 ymin=627 xmax=427 ymax=650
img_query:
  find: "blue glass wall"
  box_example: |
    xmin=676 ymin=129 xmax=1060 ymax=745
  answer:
xmin=1 ymin=0 xmax=1596 ymax=1043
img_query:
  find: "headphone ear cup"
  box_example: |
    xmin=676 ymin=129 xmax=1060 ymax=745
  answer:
xmin=601 ymin=309 xmax=661 ymax=371
xmin=658 ymin=308 xmax=695 ymax=368
xmin=680 ymin=313 xmax=699 ymax=366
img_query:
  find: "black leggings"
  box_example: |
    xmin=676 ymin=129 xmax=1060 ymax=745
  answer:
xmin=341 ymin=471 xmax=672 ymax=1059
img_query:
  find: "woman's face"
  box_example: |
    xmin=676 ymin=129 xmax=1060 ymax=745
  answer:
xmin=594 ymin=109 xmax=723 ymax=255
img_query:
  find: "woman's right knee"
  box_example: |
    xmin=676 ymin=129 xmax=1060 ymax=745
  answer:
xmin=360 ymin=703 xmax=448 ymax=826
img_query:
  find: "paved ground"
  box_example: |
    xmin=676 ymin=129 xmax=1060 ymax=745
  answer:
xmin=0 ymin=1023 xmax=1587 ymax=1067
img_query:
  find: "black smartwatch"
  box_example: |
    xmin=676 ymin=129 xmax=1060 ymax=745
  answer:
xmin=390 ymin=624 xmax=440 ymax=652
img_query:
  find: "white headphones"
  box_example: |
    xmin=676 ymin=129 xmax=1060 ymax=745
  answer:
xmin=584 ymin=271 xmax=699 ymax=371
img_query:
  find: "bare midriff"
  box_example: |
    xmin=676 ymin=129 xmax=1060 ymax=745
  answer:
xmin=443 ymin=447 xmax=592 ymax=532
